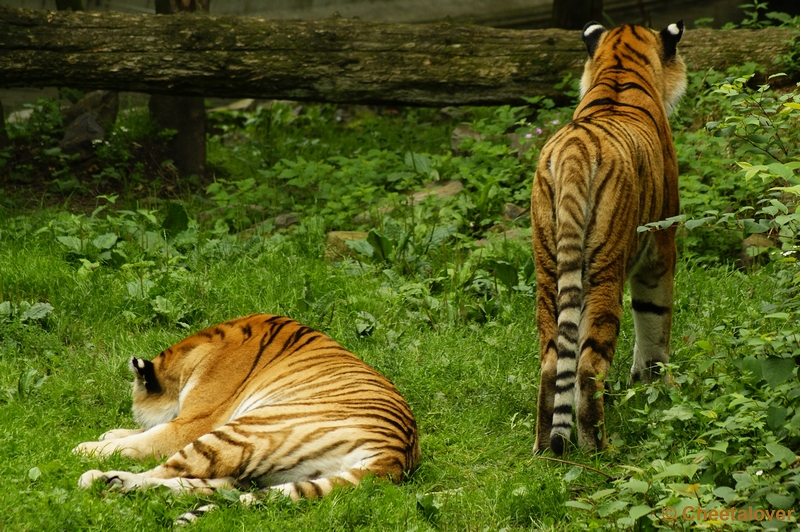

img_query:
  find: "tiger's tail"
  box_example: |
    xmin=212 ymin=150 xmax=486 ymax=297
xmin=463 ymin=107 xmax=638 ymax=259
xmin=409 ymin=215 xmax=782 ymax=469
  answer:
xmin=549 ymin=159 xmax=589 ymax=455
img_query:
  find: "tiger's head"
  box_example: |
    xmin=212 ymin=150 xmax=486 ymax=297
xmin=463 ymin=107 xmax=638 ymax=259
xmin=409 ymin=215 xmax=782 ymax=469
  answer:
xmin=129 ymin=356 xmax=180 ymax=429
xmin=579 ymin=21 xmax=687 ymax=116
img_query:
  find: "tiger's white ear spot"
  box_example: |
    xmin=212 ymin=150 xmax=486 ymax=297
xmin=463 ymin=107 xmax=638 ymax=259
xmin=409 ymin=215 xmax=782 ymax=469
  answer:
xmin=137 ymin=358 xmax=145 ymax=369
xmin=583 ymin=24 xmax=605 ymax=39
xmin=667 ymin=23 xmax=680 ymax=35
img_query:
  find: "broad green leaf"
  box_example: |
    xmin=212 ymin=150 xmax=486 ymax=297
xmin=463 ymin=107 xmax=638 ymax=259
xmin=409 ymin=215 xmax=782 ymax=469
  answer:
xmin=761 ymin=357 xmax=795 ymax=388
xmin=662 ymin=405 xmax=694 ymax=421
xmin=766 ymin=492 xmax=795 ymax=510
xmin=28 ymin=467 xmax=41 ymax=481
xmin=766 ymin=442 xmax=796 ymax=465
xmin=20 ymin=302 xmax=54 ymax=322
xmin=161 ymin=202 xmax=189 ymax=237
xmin=746 ymin=134 xmax=769 ymax=144
xmin=563 ymin=467 xmax=582 ymax=483
xmin=621 ymin=479 xmax=649 ymax=494
xmin=344 ymin=238 xmax=374 ymax=257
xmin=56 ymin=236 xmax=83 ymax=253
xmin=695 ymin=340 xmax=713 ymax=352
xmin=565 ymin=500 xmax=593 ymax=511
xmin=764 ymin=312 xmax=790 ymax=319
xmin=490 ymin=260 xmax=518 ymax=291
xmin=742 ymin=219 xmax=770 ymax=234
xmin=652 ymin=463 xmax=698 ymax=481
xmin=684 ymin=217 xmax=713 ymax=230
xmin=126 ymin=279 xmax=155 ymax=299
xmin=92 ymin=232 xmax=118 ymax=250
xmin=355 ymin=311 xmax=377 ymax=337
xmin=767 ymin=406 xmax=789 ymax=430
xmin=707 ymin=441 xmax=728 ymax=453
xmin=589 ymin=488 xmax=616 ymax=501
xmin=367 ymin=230 xmax=393 ymax=263
xmin=629 ymin=505 xmax=652 ymax=520
xmin=597 ymin=499 xmax=628 ymax=517
xmin=767 ymin=162 xmax=796 ymax=180
xmin=712 ymin=486 xmax=737 ymax=504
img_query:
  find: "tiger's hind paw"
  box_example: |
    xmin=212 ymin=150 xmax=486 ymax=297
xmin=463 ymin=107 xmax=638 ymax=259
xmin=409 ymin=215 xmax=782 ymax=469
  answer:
xmin=78 ymin=469 xmax=125 ymax=490
xmin=78 ymin=469 xmax=140 ymax=491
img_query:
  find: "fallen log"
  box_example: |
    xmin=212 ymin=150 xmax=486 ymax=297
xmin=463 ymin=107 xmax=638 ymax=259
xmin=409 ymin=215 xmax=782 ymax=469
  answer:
xmin=0 ymin=6 xmax=795 ymax=106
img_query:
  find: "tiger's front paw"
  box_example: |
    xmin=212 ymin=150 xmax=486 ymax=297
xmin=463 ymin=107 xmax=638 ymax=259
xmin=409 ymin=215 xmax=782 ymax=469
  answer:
xmin=99 ymin=428 xmax=143 ymax=441
xmin=73 ymin=440 xmax=118 ymax=457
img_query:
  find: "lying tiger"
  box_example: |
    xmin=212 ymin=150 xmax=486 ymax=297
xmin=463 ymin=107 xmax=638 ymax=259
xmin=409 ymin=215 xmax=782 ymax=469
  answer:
xmin=75 ymin=314 xmax=420 ymax=509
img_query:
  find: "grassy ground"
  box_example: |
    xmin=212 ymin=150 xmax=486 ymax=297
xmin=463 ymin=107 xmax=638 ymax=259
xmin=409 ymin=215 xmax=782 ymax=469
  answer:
xmin=1 ymin=72 xmax=798 ymax=530
xmin=0 ymin=204 xmax=778 ymax=530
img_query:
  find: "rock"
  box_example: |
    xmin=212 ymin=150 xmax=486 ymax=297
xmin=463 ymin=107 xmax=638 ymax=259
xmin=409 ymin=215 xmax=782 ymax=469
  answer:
xmin=507 ymin=132 xmax=536 ymax=158
xmin=740 ymin=233 xmax=776 ymax=269
xmin=437 ymin=106 xmax=469 ymax=122
xmin=409 ymin=180 xmax=464 ymax=205
xmin=324 ymin=231 xmax=369 ymax=261
xmin=450 ymin=124 xmax=483 ymax=152
xmin=474 ymin=227 xmax=531 ymax=247
xmin=503 ymin=202 xmax=528 ymax=221
xmin=7 ymin=108 xmax=33 ymax=124
xmin=355 ymin=180 xmax=464 ymax=223
xmin=58 ymin=112 xmax=104 ymax=161
xmin=207 ymin=99 xmax=257 ymax=113
xmin=62 ymin=90 xmax=119 ymax=132
xmin=333 ymin=107 xmax=352 ymax=123
xmin=274 ymin=212 xmax=299 ymax=228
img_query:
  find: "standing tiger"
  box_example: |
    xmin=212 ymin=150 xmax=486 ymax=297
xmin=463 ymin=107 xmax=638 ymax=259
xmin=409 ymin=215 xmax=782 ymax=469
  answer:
xmin=75 ymin=314 xmax=420 ymax=508
xmin=531 ymin=21 xmax=686 ymax=454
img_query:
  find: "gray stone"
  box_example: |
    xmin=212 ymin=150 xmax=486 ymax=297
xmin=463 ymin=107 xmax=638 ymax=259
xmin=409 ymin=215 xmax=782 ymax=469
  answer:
xmin=58 ymin=112 xmax=104 ymax=161
xmin=324 ymin=231 xmax=369 ymax=261
xmin=62 ymin=90 xmax=119 ymax=132
xmin=450 ymin=124 xmax=483 ymax=152
xmin=355 ymin=180 xmax=464 ymax=223
xmin=503 ymin=202 xmax=529 ymax=221
xmin=274 ymin=212 xmax=299 ymax=228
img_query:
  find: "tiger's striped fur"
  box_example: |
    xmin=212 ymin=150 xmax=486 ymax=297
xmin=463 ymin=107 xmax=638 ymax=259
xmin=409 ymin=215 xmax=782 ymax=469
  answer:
xmin=75 ymin=314 xmax=420 ymax=503
xmin=531 ymin=21 xmax=686 ymax=454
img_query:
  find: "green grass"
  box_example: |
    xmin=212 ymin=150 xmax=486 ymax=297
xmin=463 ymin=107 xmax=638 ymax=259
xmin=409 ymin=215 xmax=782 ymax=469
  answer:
xmin=0 ymin=207 xmax=778 ymax=530
xmin=1 ymin=70 xmax=799 ymax=529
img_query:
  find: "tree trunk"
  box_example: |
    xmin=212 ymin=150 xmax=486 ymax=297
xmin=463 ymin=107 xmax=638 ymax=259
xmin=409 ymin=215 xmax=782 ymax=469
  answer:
xmin=0 ymin=6 xmax=794 ymax=107
xmin=55 ymin=0 xmax=83 ymax=11
xmin=0 ymin=99 xmax=8 ymax=149
xmin=552 ymin=0 xmax=603 ymax=30
xmin=148 ymin=0 xmax=207 ymax=178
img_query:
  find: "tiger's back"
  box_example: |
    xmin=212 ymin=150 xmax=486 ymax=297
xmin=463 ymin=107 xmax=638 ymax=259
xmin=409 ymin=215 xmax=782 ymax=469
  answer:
xmin=76 ymin=314 xmax=420 ymax=502
xmin=531 ymin=22 xmax=686 ymax=454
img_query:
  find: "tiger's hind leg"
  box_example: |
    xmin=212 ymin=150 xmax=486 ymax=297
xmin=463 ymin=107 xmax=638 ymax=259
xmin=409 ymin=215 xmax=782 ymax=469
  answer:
xmin=629 ymin=231 xmax=676 ymax=384
xmin=575 ymin=271 xmax=625 ymax=451
xmin=239 ymin=468 xmax=369 ymax=505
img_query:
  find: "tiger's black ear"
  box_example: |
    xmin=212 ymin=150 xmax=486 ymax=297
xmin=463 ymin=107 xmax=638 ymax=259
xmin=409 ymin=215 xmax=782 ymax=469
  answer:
xmin=129 ymin=357 xmax=162 ymax=393
xmin=582 ymin=21 xmax=606 ymax=57
xmin=660 ymin=20 xmax=684 ymax=61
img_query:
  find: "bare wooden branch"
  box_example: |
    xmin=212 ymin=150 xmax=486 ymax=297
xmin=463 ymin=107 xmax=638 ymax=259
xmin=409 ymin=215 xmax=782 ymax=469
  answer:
xmin=0 ymin=6 xmax=795 ymax=106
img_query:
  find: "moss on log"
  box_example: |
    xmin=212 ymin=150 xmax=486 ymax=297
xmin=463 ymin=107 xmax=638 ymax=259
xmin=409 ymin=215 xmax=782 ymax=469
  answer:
xmin=0 ymin=6 xmax=795 ymax=106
